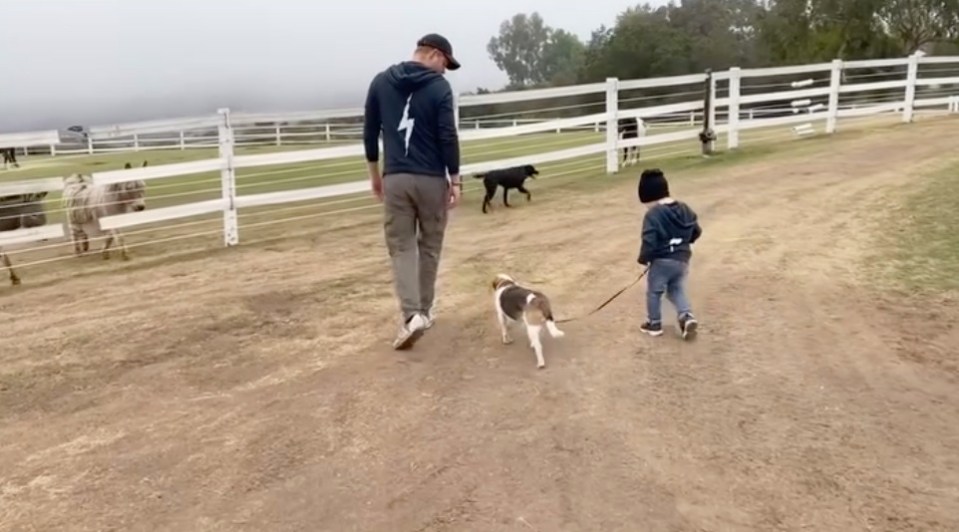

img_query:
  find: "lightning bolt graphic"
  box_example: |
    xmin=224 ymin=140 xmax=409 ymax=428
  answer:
xmin=398 ymin=94 xmax=415 ymax=156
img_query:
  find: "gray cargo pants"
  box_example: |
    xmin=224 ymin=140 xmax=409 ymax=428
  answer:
xmin=382 ymin=173 xmax=450 ymax=322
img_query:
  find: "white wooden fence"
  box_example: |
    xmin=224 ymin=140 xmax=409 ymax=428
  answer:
xmin=2 ymin=54 xmax=959 ymax=260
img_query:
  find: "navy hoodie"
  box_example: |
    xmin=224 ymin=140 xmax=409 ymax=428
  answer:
xmin=363 ymin=61 xmax=460 ymax=178
xmin=638 ymin=200 xmax=702 ymax=265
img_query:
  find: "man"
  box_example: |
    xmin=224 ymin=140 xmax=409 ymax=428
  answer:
xmin=363 ymin=33 xmax=463 ymax=350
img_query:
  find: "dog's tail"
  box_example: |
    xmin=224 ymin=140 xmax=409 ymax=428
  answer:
xmin=473 ymin=173 xmax=486 ymax=179
xmin=526 ymin=293 xmax=565 ymax=338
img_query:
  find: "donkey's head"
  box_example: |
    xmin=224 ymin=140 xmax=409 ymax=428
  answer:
xmin=116 ymin=161 xmax=148 ymax=212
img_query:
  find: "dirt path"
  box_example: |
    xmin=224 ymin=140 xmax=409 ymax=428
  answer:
xmin=2 ymin=119 xmax=958 ymax=531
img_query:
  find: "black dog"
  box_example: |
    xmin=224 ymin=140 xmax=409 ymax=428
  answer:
xmin=1 ymin=148 xmax=19 ymax=170
xmin=474 ymin=164 xmax=539 ymax=214
xmin=617 ymin=117 xmax=640 ymax=165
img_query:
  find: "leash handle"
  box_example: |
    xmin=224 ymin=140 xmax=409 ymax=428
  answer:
xmin=554 ymin=267 xmax=648 ymax=324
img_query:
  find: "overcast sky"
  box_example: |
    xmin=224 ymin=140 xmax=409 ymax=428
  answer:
xmin=0 ymin=0 xmax=655 ymax=132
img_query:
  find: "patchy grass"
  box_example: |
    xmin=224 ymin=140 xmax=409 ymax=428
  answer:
xmin=878 ymin=160 xmax=959 ymax=293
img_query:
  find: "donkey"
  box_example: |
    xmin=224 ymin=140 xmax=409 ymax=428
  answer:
xmin=62 ymin=161 xmax=148 ymax=261
xmin=1 ymin=148 xmax=19 ymax=170
xmin=617 ymin=116 xmax=645 ymax=166
xmin=0 ymin=192 xmax=49 ymax=285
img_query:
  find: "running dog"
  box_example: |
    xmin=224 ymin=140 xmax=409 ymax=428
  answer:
xmin=490 ymin=273 xmax=565 ymax=369
xmin=473 ymin=164 xmax=539 ymax=214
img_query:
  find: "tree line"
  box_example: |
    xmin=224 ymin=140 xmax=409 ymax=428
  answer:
xmin=481 ymin=0 xmax=959 ymax=92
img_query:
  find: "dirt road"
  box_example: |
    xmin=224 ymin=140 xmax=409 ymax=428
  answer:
xmin=2 ymin=118 xmax=958 ymax=531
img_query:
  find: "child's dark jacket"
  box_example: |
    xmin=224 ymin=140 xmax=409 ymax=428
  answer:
xmin=638 ymin=200 xmax=702 ymax=265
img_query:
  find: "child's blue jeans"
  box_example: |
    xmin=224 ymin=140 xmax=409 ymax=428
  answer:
xmin=646 ymin=258 xmax=693 ymax=324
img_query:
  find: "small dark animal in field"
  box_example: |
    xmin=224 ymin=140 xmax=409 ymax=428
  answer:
xmin=617 ymin=116 xmax=642 ymax=166
xmin=474 ymin=164 xmax=540 ymax=214
xmin=1 ymin=148 xmax=19 ymax=170
xmin=62 ymin=161 xmax=148 ymax=260
xmin=0 ymin=192 xmax=49 ymax=285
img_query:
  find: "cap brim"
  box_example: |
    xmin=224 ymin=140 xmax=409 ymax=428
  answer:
xmin=445 ymin=55 xmax=461 ymax=70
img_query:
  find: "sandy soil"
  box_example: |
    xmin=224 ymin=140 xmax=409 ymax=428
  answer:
xmin=2 ymin=118 xmax=958 ymax=532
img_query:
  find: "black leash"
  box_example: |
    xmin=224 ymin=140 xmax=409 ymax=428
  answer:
xmin=554 ymin=267 xmax=649 ymax=324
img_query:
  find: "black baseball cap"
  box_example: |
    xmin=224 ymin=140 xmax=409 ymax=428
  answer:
xmin=417 ymin=33 xmax=461 ymax=70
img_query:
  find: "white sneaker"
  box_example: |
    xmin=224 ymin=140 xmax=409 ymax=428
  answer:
xmin=393 ymin=313 xmax=428 ymax=350
xmin=424 ymin=310 xmax=435 ymax=329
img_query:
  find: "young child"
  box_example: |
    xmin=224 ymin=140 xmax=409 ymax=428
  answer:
xmin=636 ymin=168 xmax=702 ymax=340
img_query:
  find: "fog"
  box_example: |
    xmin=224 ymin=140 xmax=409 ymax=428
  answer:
xmin=0 ymin=0 xmax=648 ymax=132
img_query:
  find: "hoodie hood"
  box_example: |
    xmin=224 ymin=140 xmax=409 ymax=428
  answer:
xmin=659 ymin=201 xmax=699 ymax=229
xmin=385 ymin=61 xmax=444 ymax=92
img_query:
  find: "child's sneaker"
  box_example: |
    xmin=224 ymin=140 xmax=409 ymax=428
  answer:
xmin=640 ymin=321 xmax=664 ymax=337
xmin=679 ymin=314 xmax=698 ymax=341
xmin=393 ymin=313 xmax=428 ymax=350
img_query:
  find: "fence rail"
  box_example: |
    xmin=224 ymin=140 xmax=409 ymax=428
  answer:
xmin=2 ymin=53 xmax=959 ymax=284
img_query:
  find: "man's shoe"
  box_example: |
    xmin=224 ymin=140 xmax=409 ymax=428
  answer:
xmin=393 ymin=313 xmax=428 ymax=350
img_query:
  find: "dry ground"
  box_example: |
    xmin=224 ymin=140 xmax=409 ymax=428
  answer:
xmin=2 ymin=118 xmax=958 ymax=531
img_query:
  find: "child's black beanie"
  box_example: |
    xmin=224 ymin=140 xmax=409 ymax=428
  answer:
xmin=638 ymin=168 xmax=669 ymax=203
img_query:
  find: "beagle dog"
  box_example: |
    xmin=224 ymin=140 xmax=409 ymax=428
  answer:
xmin=490 ymin=273 xmax=565 ymax=369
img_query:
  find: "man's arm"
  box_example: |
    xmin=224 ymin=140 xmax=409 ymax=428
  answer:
xmin=437 ymin=84 xmax=460 ymax=181
xmin=363 ymin=75 xmax=384 ymax=200
xmin=638 ymin=214 xmax=658 ymax=265
xmin=362 ymin=75 xmax=381 ymax=165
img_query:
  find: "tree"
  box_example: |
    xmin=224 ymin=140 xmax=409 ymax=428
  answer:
xmin=487 ymin=13 xmax=552 ymax=88
xmin=757 ymin=0 xmax=897 ymax=62
xmin=486 ymin=12 xmax=587 ymax=88
xmin=878 ymin=0 xmax=959 ymax=53
xmin=576 ymin=1 xmax=764 ymax=83
xmin=577 ymin=25 xmax=615 ymax=83
xmin=541 ymin=29 xmax=586 ymax=86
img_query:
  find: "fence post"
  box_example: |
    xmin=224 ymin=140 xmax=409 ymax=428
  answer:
xmin=699 ymin=70 xmax=717 ymax=156
xmin=275 ymin=126 xmax=282 ymax=146
xmin=50 ymin=144 xmax=56 ymax=156
xmin=86 ymin=135 xmax=94 ymax=155
xmin=179 ymin=130 xmax=186 ymax=150
xmin=133 ymin=133 xmax=140 ymax=152
xmin=605 ymin=77 xmax=619 ymax=174
xmin=825 ymin=59 xmax=843 ymax=134
xmin=903 ymin=53 xmax=919 ymax=123
xmin=324 ymin=123 xmax=331 ymax=142
xmin=727 ymin=67 xmax=741 ymax=150
xmin=217 ymin=108 xmax=239 ymax=247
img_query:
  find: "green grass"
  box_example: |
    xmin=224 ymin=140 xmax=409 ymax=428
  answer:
xmin=1 ymin=116 xmax=903 ymax=215
xmin=1 ymin=131 xmax=602 ymax=214
xmin=0 ymin=114 xmax=910 ymax=291
xmin=0 ymin=118 xmax=886 ymax=234
xmin=878 ymin=160 xmax=959 ymax=293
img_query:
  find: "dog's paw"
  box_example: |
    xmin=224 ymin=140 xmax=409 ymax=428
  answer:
xmin=553 ymin=330 xmax=566 ymax=338
xmin=537 ymin=362 xmax=546 ymax=369
xmin=502 ymin=334 xmax=513 ymax=345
